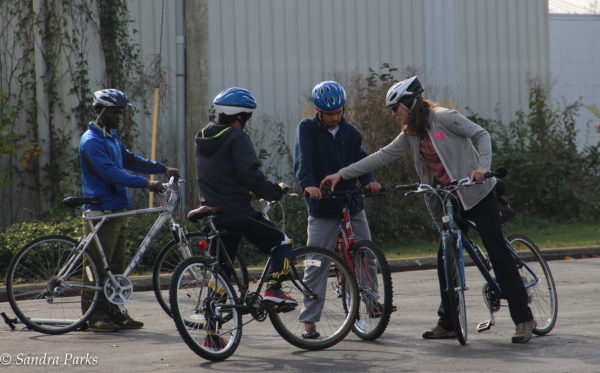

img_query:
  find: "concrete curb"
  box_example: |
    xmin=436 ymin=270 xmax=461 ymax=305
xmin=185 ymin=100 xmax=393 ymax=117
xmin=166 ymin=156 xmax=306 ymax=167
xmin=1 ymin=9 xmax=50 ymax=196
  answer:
xmin=2 ymin=246 xmax=598 ymax=303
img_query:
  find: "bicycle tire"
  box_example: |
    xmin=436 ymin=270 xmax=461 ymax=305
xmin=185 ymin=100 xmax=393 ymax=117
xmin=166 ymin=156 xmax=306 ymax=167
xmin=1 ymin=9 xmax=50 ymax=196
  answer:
xmin=348 ymin=240 xmax=394 ymax=340
xmin=268 ymin=246 xmax=359 ymax=350
xmin=169 ymin=256 xmax=242 ymax=361
xmin=153 ymin=232 xmax=249 ymax=316
xmin=6 ymin=235 xmax=102 ymax=334
xmin=507 ymin=233 xmax=558 ymax=336
xmin=444 ymin=236 xmax=467 ymax=345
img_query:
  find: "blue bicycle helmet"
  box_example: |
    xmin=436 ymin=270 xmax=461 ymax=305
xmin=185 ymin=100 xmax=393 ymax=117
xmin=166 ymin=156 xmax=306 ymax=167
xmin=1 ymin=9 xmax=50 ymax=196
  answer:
xmin=93 ymin=89 xmax=129 ymax=108
xmin=312 ymin=81 xmax=346 ymax=111
xmin=213 ymin=87 xmax=257 ymax=115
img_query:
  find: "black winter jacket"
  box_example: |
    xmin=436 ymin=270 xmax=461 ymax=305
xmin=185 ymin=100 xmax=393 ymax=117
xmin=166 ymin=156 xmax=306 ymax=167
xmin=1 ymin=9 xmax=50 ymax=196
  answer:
xmin=195 ymin=122 xmax=283 ymax=224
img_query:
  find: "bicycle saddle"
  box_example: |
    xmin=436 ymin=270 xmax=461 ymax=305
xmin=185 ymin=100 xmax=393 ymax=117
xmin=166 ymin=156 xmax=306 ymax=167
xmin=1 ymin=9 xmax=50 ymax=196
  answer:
xmin=187 ymin=206 xmax=222 ymax=222
xmin=63 ymin=197 xmax=102 ymax=208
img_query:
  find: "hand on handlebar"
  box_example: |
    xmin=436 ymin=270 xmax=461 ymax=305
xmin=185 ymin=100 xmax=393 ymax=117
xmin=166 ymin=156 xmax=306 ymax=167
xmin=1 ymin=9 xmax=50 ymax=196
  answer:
xmin=164 ymin=167 xmax=179 ymax=179
xmin=146 ymin=180 xmax=165 ymax=193
xmin=303 ymin=186 xmax=323 ymax=200
xmin=364 ymin=181 xmax=382 ymax=194
xmin=469 ymin=168 xmax=488 ymax=183
xmin=320 ymin=172 xmax=342 ymax=192
xmin=278 ymin=182 xmax=290 ymax=194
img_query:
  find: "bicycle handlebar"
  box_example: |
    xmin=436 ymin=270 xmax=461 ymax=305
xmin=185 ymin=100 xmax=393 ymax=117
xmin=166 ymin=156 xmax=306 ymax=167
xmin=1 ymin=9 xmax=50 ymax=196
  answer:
xmin=310 ymin=187 xmax=387 ymax=200
xmin=395 ymin=167 xmax=507 ymax=195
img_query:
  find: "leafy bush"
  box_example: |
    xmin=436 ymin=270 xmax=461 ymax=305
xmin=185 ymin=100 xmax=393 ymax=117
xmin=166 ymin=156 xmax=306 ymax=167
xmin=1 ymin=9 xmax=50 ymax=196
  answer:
xmin=468 ymin=78 xmax=600 ymax=221
xmin=0 ymin=215 xmax=83 ymax=284
xmin=0 ymin=212 xmax=202 ymax=283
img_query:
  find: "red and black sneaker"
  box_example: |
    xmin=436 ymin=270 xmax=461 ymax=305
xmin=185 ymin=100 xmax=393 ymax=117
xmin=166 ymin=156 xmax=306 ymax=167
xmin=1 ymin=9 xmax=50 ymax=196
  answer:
xmin=263 ymin=287 xmax=298 ymax=307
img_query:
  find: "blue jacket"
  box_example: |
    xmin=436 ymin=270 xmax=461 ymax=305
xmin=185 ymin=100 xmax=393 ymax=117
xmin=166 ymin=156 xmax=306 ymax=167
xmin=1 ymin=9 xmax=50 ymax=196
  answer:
xmin=79 ymin=122 xmax=166 ymax=210
xmin=294 ymin=114 xmax=376 ymax=218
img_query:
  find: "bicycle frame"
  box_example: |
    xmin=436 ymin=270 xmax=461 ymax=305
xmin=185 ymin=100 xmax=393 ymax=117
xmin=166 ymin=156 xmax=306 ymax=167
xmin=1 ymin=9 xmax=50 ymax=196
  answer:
xmin=197 ymin=210 xmax=314 ymax=317
xmin=336 ymin=207 xmax=356 ymax=268
xmin=60 ymin=178 xmax=192 ymax=303
xmin=442 ymin=198 xmax=540 ymax=298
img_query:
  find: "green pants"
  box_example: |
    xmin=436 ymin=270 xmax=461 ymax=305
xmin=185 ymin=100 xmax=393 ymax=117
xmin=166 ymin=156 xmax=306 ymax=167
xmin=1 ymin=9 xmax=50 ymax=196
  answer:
xmin=81 ymin=213 xmax=129 ymax=324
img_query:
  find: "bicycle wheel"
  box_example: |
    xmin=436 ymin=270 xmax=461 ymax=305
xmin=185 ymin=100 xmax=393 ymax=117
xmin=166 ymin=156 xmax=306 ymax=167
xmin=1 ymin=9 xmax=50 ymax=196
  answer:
xmin=349 ymin=240 xmax=394 ymax=340
xmin=6 ymin=235 xmax=102 ymax=334
xmin=444 ymin=237 xmax=467 ymax=345
xmin=268 ymin=246 xmax=359 ymax=350
xmin=153 ymin=232 xmax=249 ymax=316
xmin=507 ymin=233 xmax=558 ymax=335
xmin=169 ymin=256 xmax=242 ymax=361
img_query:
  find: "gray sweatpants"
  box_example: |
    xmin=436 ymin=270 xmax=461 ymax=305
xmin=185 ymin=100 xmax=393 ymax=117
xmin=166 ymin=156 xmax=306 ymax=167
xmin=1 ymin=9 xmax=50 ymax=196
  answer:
xmin=299 ymin=210 xmax=378 ymax=323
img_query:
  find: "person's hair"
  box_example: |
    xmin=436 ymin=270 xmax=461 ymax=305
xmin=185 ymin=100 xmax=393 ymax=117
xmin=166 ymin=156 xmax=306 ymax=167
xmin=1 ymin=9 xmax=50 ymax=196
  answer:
xmin=218 ymin=112 xmax=252 ymax=126
xmin=403 ymin=97 xmax=435 ymax=136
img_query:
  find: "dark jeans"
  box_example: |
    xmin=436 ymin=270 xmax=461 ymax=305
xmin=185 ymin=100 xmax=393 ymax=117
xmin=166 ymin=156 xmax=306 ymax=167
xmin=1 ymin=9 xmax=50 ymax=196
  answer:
xmin=217 ymin=212 xmax=292 ymax=288
xmin=436 ymin=190 xmax=533 ymax=329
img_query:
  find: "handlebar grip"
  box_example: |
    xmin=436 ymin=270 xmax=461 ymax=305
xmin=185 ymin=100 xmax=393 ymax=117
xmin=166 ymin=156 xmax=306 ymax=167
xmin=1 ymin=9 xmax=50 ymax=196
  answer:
xmin=395 ymin=183 xmax=420 ymax=191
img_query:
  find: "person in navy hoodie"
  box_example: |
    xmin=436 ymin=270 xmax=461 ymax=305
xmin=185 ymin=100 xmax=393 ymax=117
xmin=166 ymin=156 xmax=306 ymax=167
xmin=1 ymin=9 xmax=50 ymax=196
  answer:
xmin=293 ymin=81 xmax=381 ymax=339
xmin=79 ymin=89 xmax=178 ymax=332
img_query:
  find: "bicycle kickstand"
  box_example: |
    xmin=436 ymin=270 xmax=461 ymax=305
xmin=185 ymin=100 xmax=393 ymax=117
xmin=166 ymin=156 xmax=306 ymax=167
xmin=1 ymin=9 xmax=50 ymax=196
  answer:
xmin=476 ymin=312 xmax=495 ymax=332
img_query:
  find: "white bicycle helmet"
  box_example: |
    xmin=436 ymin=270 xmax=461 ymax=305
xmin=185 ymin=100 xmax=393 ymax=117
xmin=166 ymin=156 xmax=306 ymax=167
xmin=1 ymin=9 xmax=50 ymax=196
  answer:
xmin=385 ymin=76 xmax=424 ymax=109
xmin=93 ymin=89 xmax=129 ymax=108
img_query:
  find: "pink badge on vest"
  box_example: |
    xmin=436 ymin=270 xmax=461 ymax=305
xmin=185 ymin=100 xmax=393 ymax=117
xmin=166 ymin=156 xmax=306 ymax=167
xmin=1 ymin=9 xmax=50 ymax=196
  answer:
xmin=434 ymin=132 xmax=444 ymax=139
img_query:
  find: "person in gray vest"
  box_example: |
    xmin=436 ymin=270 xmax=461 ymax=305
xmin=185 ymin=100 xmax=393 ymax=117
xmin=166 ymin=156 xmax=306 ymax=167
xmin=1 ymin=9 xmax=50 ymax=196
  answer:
xmin=321 ymin=76 xmax=536 ymax=344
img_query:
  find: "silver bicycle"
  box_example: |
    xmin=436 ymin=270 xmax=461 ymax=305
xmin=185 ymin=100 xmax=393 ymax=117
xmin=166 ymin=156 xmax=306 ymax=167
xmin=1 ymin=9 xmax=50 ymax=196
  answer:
xmin=5 ymin=176 xmax=247 ymax=334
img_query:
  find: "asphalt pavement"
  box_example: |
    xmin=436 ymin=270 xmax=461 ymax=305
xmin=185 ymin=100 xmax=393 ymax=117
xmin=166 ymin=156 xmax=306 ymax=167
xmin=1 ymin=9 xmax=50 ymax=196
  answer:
xmin=1 ymin=247 xmax=600 ymax=372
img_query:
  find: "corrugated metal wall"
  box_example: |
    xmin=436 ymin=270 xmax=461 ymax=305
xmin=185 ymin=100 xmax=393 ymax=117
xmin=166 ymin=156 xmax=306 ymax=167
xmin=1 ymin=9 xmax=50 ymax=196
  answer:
xmin=549 ymin=14 xmax=600 ymax=147
xmin=0 ymin=0 xmax=551 ymax=226
xmin=201 ymin=0 xmax=549 ymax=137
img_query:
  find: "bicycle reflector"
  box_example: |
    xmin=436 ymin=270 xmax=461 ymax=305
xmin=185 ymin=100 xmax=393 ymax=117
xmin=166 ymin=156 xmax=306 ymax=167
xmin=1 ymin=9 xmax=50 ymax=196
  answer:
xmin=198 ymin=241 xmax=209 ymax=251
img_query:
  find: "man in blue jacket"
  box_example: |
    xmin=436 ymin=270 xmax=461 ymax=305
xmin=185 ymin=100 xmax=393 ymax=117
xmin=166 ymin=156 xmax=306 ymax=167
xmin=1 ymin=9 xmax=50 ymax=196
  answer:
xmin=79 ymin=89 xmax=178 ymax=332
xmin=293 ymin=81 xmax=381 ymax=339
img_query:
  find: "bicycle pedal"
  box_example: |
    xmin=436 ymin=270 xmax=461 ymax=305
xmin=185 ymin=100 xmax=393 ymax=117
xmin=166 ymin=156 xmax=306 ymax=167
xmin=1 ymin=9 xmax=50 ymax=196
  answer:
xmin=274 ymin=304 xmax=297 ymax=313
xmin=476 ymin=320 xmax=494 ymax=332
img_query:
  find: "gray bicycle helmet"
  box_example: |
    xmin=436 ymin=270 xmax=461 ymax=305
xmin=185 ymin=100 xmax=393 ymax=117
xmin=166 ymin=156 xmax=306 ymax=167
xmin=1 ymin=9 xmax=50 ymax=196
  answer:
xmin=385 ymin=76 xmax=424 ymax=108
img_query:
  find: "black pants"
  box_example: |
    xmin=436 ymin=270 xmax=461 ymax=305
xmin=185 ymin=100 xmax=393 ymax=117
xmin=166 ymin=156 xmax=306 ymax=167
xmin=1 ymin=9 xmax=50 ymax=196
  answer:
xmin=217 ymin=212 xmax=292 ymax=288
xmin=436 ymin=190 xmax=533 ymax=329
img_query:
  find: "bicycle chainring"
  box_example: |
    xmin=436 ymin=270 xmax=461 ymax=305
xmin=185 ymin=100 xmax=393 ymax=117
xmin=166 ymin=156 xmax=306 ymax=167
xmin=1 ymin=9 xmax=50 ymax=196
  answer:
xmin=246 ymin=292 xmax=267 ymax=321
xmin=482 ymin=283 xmax=501 ymax=312
xmin=104 ymin=274 xmax=133 ymax=305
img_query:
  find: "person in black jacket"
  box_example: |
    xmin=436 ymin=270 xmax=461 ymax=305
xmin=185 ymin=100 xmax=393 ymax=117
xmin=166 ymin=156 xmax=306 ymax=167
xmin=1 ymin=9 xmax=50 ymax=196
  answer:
xmin=195 ymin=87 xmax=296 ymax=311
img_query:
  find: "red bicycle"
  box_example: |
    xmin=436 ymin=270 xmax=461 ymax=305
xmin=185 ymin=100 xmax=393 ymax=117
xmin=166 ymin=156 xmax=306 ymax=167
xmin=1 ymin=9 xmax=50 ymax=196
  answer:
xmin=321 ymin=188 xmax=396 ymax=340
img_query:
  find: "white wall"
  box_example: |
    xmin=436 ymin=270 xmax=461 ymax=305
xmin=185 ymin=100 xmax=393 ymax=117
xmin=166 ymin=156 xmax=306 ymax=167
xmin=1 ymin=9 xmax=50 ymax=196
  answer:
xmin=549 ymin=14 xmax=600 ymax=147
